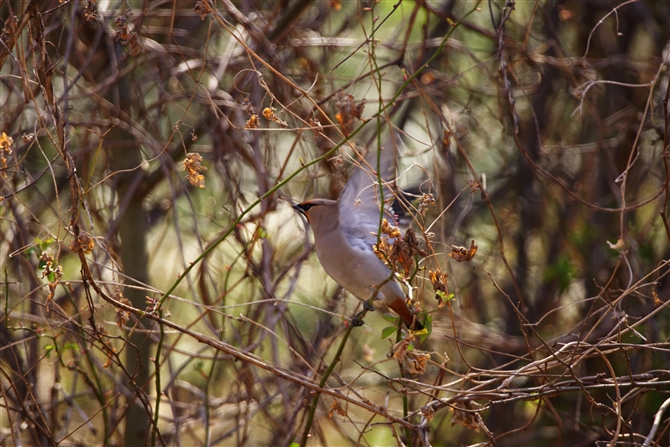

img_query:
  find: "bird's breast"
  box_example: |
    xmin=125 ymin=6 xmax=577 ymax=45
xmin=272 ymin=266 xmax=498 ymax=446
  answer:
xmin=314 ymin=229 xmax=399 ymax=303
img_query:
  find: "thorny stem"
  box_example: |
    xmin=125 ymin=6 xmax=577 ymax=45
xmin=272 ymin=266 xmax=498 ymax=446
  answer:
xmin=3 ymin=267 xmax=8 ymax=329
xmin=368 ymin=0 xmax=387 ymax=249
xmin=150 ymin=310 xmax=166 ymax=447
xmin=203 ymin=349 xmax=221 ymax=447
xmin=299 ymin=316 xmax=358 ymax=447
xmin=396 ymin=317 xmax=411 ymax=445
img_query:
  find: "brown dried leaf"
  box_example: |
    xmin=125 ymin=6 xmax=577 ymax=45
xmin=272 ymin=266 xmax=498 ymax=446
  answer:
xmin=404 ymin=228 xmax=427 ymax=257
xmin=390 ymin=239 xmax=414 ymax=274
xmin=390 ymin=337 xmax=411 ymax=363
xmin=101 ymin=342 xmax=116 ymax=369
xmin=418 ymin=192 xmax=435 ymax=216
xmin=653 ymin=290 xmax=662 ymax=307
xmin=183 ymin=153 xmax=207 ymax=188
xmin=373 ymin=237 xmax=392 ymax=263
xmin=262 ymin=107 xmax=288 ymax=128
xmin=145 ymin=296 xmax=159 ymax=315
xmin=0 ymin=133 xmax=12 ymax=178
xmin=328 ymin=400 xmax=347 ymax=418
xmin=390 ymin=334 xmax=430 ymax=376
xmin=451 ymin=401 xmax=487 ymax=433
xmin=0 ymin=132 xmax=13 ymax=154
xmin=308 ymin=118 xmax=323 ymax=134
xmin=448 ymin=239 xmax=477 ymax=262
xmin=114 ymin=10 xmax=141 ymax=55
xmin=429 ymin=270 xmax=448 ymax=291
xmin=194 ymin=0 xmax=210 ymax=20
xmin=83 ymin=0 xmax=98 ymax=22
xmin=451 ymin=407 xmax=481 ymax=431
xmin=46 ymin=281 xmax=58 ymax=303
xmin=405 ymin=349 xmax=431 ymax=376
xmin=384 ymin=228 xmax=427 ymax=276
xmin=115 ymin=297 xmax=132 ymax=330
xmin=381 ymin=218 xmax=401 ymax=239
xmin=422 ymin=406 xmax=435 ymax=423
xmin=467 ymin=178 xmax=482 ymax=193
xmin=334 ymin=91 xmax=366 ymax=137
xmin=70 ymin=232 xmax=95 ymax=255
xmin=429 ymin=269 xmax=449 ymax=307
xmin=245 ymin=114 xmax=260 ymax=129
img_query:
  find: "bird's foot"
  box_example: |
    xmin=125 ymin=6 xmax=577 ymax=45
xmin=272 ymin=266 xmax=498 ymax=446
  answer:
xmin=351 ymin=300 xmax=376 ymax=326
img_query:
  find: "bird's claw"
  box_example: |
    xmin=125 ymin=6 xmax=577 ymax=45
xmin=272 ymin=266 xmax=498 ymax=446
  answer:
xmin=352 ymin=304 xmax=374 ymax=326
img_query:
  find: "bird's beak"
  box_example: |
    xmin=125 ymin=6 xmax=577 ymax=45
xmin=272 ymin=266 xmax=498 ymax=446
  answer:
xmin=292 ymin=203 xmax=306 ymax=216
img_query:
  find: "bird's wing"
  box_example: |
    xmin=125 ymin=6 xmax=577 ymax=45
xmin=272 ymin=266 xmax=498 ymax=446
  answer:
xmin=338 ymin=145 xmax=397 ymax=243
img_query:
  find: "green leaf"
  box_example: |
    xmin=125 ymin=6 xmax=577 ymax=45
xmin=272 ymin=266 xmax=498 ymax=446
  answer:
xmin=381 ymin=326 xmax=397 ymax=339
xmin=257 ymin=226 xmax=269 ymax=240
xmin=35 ymin=237 xmax=54 ymax=251
xmin=435 ymin=290 xmax=454 ymax=302
xmin=419 ymin=314 xmax=433 ymax=342
xmin=63 ymin=342 xmax=80 ymax=353
xmin=543 ymin=255 xmax=576 ymax=292
xmin=44 ymin=344 xmax=55 ymax=358
xmin=382 ymin=314 xmax=398 ymax=323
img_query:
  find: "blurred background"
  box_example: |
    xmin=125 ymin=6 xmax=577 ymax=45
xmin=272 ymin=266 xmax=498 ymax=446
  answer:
xmin=1 ymin=0 xmax=670 ymax=445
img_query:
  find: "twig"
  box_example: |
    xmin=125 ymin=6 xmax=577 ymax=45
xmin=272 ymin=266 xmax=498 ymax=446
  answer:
xmin=643 ymin=396 xmax=670 ymax=447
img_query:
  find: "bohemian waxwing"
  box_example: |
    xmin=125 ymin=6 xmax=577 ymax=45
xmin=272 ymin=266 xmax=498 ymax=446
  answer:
xmin=294 ymin=145 xmax=423 ymax=330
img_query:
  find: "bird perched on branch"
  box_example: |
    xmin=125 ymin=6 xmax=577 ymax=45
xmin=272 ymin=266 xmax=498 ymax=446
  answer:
xmin=293 ymin=144 xmax=423 ymax=330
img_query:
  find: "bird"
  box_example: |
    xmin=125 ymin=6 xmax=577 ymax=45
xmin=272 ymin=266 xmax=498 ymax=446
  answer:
xmin=293 ymin=144 xmax=423 ymax=330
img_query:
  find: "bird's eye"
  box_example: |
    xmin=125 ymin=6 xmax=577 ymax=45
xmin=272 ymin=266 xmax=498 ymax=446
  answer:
xmin=301 ymin=203 xmax=315 ymax=211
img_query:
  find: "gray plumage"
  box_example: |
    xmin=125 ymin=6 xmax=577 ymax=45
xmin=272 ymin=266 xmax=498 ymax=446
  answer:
xmin=294 ymin=146 xmax=422 ymax=329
